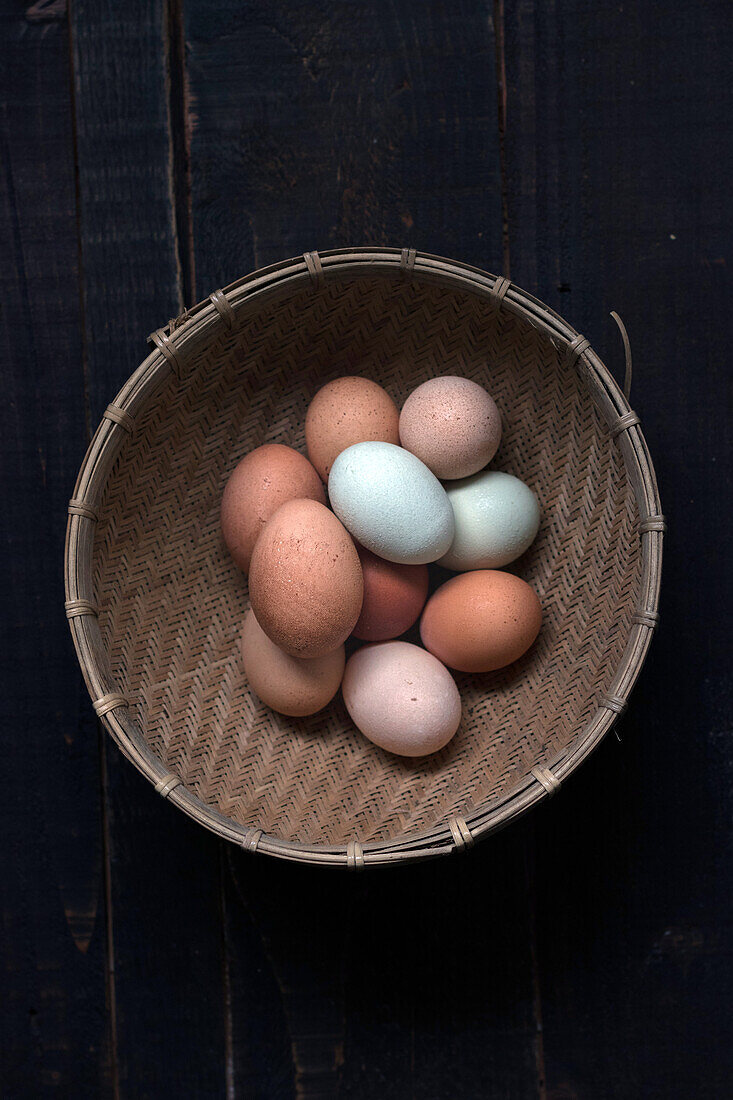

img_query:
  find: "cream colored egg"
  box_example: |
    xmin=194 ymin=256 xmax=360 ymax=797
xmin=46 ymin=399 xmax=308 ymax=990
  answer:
xmin=342 ymin=641 xmax=461 ymax=756
xmin=240 ymin=610 xmax=344 ymax=717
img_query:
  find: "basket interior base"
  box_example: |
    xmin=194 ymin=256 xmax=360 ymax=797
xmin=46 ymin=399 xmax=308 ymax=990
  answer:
xmin=94 ymin=277 xmax=639 ymax=846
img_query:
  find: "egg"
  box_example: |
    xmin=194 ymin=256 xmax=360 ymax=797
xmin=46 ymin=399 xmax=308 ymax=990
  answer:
xmin=420 ymin=570 xmax=542 ymax=672
xmin=240 ymin=609 xmax=344 ymax=716
xmin=352 ymin=546 xmax=429 ymax=641
xmin=305 ymin=376 xmax=400 ymax=481
xmin=328 ymin=441 xmax=454 ymax=565
xmin=342 ymin=641 xmax=462 ymax=756
xmin=249 ymin=499 xmax=363 ymax=658
xmin=439 ymin=470 xmax=540 ymax=571
xmin=221 ymin=444 xmax=326 ymax=574
xmin=399 ymin=376 xmax=502 ymax=479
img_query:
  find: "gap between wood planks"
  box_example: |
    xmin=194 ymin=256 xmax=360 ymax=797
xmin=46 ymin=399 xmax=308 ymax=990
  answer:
xmin=165 ymin=3 xmax=239 ymax=1092
xmin=165 ymin=0 xmax=196 ymax=310
xmin=219 ymin=845 xmax=236 ymax=1100
xmin=494 ymin=3 xmax=546 ymax=1097
xmin=64 ymin=11 xmax=120 ymax=1099
xmin=493 ymin=0 xmax=511 ymax=280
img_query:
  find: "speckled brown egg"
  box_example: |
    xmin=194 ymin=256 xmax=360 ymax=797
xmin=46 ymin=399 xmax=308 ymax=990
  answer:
xmin=352 ymin=545 xmax=429 ymax=641
xmin=342 ymin=641 xmax=462 ymax=756
xmin=399 ymin=376 xmax=502 ymax=479
xmin=221 ymin=444 xmax=326 ymax=574
xmin=240 ymin=609 xmax=345 ymax=717
xmin=420 ymin=569 xmax=542 ymax=672
xmin=249 ymin=498 xmax=363 ymax=658
xmin=305 ymin=376 xmax=400 ymax=481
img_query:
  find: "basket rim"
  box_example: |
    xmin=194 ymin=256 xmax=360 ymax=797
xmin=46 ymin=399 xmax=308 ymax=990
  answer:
xmin=64 ymin=247 xmax=664 ymax=869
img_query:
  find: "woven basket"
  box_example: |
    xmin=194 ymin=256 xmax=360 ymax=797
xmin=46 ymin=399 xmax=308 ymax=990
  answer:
xmin=65 ymin=248 xmax=663 ymax=868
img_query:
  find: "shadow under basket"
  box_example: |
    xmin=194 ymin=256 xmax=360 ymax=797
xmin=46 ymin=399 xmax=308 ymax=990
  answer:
xmin=65 ymin=249 xmax=663 ymax=868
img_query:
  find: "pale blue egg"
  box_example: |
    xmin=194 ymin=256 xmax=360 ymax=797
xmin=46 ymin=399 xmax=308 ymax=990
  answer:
xmin=439 ymin=470 xmax=540 ymax=571
xmin=328 ymin=442 xmax=454 ymax=565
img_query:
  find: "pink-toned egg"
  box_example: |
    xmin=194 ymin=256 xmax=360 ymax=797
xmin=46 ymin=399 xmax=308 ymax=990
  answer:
xmin=305 ymin=376 xmax=400 ymax=481
xmin=420 ymin=569 xmax=542 ymax=672
xmin=240 ymin=609 xmax=345 ymax=717
xmin=221 ymin=443 xmax=326 ymax=574
xmin=399 ymin=375 xmax=502 ymax=479
xmin=342 ymin=641 xmax=462 ymax=756
xmin=352 ymin=546 xmax=429 ymax=641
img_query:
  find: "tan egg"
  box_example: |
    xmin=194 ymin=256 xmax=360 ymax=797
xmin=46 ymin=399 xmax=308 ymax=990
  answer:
xmin=221 ymin=443 xmax=325 ymax=574
xmin=249 ymin=499 xmax=363 ymax=658
xmin=305 ymin=376 xmax=400 ymax=481
xmin=399 ymin=375 xmax=502 ymax=479
xmin=240 ymin=609 xmax=345 ymax=717
xmin=420 ymin=569 xmax=542 ymax=672
xmin=342 ymin=641 xmax=462 ymax=756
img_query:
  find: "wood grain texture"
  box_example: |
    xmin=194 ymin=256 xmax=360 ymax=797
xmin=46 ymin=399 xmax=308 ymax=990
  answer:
xmin=0 ymin=3 xmax=110 ymax=1094
xmin=184 ymin=0 xmax=503 ymax=295
xmin=2 ymin=0 xmax=731 ymax=1095
xmin=227 ymin=837 xmax=541 ymax=1100
xmin=221 ymin=853 xmax=295 ymax=1099
xmin=342 ymin=829 xmax=541 ymax=1099
xmin=227 ymin=852 xmax=347 ymax=1100
xmin=68 ymin=2 xmax=228 ymax=1095
xmin=504 ymin=2 xmax=733 ymax=1096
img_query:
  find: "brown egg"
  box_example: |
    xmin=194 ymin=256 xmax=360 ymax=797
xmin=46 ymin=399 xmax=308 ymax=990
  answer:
xmin=420 ymin=569 xmax=542 ymax=672
xmin=399 ymin=376 xmax=502 ymax=479
xmin=249 ymin=499 xmax=363 ymax=658
xmin=240 ymin=609 xmax=345 ymax=717
xmin=305 ymin=376 xmax=400 ymax=481
xmin=352 ymin=545 xmax=429 ymax=641
xmin=221 ymin=443 xmax=326 ymax=574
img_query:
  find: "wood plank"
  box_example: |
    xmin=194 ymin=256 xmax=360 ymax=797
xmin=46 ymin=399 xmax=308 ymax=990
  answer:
xmin=183 ymin=4 xmax=541 ymax=1096
xmin=0 ymin=2 xmax=111 ymax=1093
xmin=504 ymin=1 xmax=733 ymax=1095
xmin=184 ymin=0 xmax=504 ymax=290
xmin=227 ymin=835 xmax=542 ymax=1100
xmin=342 ymin=827 xmax=542 ymax=1099
xmin=68 ymin=2 xmax=229 ymax=1095
xmin=224 ymin=852 xmax=335 ymax=1099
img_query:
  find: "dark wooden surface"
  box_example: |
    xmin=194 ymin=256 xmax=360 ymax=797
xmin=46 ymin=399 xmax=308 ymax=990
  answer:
xmin=1 ymin=1 xmax=731 ymax=1096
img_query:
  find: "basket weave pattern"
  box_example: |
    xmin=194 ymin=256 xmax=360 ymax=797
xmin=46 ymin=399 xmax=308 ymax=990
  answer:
xmin=66 ymin=251 xmax=662 ymax=865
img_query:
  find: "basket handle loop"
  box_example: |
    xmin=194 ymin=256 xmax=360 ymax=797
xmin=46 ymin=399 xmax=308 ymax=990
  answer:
xmin=610 ymin=311 xmax=633 ymax=401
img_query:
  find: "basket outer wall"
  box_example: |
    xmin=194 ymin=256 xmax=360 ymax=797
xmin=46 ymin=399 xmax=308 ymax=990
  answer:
xmin=64 ymin=249 xmax=663 ymax=868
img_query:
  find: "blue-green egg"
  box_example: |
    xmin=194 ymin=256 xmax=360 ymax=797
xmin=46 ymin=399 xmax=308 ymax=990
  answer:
xmin=439 ymin=470 xmax=540 ymax=571
xmin=328 ymin=442 xmax=454 ymax=565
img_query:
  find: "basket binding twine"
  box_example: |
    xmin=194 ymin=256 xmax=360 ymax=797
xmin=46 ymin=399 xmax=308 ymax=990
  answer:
xmin=65 ymin=249 xmax=664 ymax=868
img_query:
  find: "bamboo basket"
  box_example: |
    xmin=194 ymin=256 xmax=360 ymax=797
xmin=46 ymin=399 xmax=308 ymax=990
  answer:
xmin=65 ymin=248 xmax=664 ymax=868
